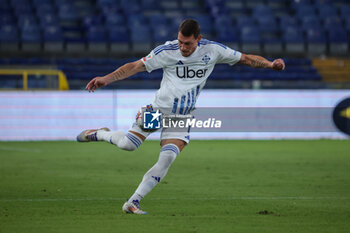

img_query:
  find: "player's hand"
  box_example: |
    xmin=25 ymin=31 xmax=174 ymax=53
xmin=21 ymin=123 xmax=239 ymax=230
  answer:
xmin=85 ymin=76 xmax=108 ymax=92
xmin=272 ymin=58 xmax=285 ymax=71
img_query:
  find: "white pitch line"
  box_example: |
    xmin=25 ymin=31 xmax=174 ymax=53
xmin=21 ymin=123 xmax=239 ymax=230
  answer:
xmin=1 ymin=196 xmax=350 ymax=202
xmin=0 ymin=145 xmax=42 ymax=153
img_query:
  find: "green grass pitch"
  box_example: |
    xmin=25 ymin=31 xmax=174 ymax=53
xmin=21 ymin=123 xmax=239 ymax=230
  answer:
xmin=0 ymin=140 xmax=349 ymax=233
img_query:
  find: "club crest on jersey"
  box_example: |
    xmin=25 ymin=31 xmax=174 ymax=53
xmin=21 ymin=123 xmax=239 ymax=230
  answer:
xmin=202 ymin=55 xmax=211 ymax=64
xmin=143 ymin=54 xmax=153 ymax=61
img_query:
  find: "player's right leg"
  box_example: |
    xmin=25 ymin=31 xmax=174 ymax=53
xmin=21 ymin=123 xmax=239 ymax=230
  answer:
xmin=76 ymin=123 xmax=149 ymax=151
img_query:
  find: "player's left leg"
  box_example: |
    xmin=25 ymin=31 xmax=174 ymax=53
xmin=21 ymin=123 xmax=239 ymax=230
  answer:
xmin=123 ymin=138 xmax=186 ymax=214
xmin=123 ymin=124 xmax=190 ymax=214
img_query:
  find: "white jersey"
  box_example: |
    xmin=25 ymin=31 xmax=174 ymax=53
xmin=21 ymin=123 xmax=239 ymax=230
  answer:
xmin=141 ymin=39 xmax=242 ymax=115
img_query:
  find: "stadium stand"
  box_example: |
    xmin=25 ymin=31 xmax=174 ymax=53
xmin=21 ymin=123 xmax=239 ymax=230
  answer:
xmin=0 ymin=0 xmax=350 ymax=89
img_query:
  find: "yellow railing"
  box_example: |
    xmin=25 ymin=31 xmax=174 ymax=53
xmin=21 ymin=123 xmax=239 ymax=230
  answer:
xmin=0 ymin=69 xmax=69 ymax=90
xmin=313 ymin=58 xmax=350 ymax=82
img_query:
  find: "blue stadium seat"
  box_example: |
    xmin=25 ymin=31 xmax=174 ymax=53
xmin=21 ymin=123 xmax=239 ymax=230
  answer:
xmin=283 ymin=26 xmax=305 ymax=54
xmin=215 ymin=26 xmax=239 ymax=50
xmin=83 ymin=15 xmax=104 ymax=28
xmin=208 ymin=3 xmax=228 ymax=17
xmin=130 ymin=26 xmax=152 ymax=53
xmin=181 ymin=0 xmax=200 ymax=10
xmin=279 ymin=15 xmax=298 ymax=29
xmin=64 ymin=26 xmax=86 ymax=53
xmin=246 ymin=0 xmax=265 ymax=8
xmin=148 ymin=14 xmax=169 ymax=29
xmin=240 ymin=26 xmax=261 ymax=53
xmin=344 ymin=18 xmax=350 ymax=32
xmin=323 ymin=16 xmax=343 ymax=31
xmin=18 ymin=14 xmax=38 ymax=29
xmin=86 ymin=26 xmax=108 ymax=53
xmin=317 ymin=5 xmax=338 ymax=17
xmin=263 ymin=37 xmax=283 ymax=55
xmin=86 ymin=26 xmax=107 ymax=41
xmin=39 ymin=13 xmax=59 ymax=27
xmin=257 ymin=16 xmax=281 ymax=54
xmin=295 ymin=5 xmax=316 ymax=18
xmin=58 ymin=4 xmax=78 ymax=23
xmin=314 ymin=0 xmax=332 ymax=5
xmin=306 ymin=29 xmax=326 ymax=56
xmin=109 ymin=26 xmax=130 ymax=53
xmin=301 ymin=16 xmax=321 ymax=31
xmin=123 ymin=4 xmax=141 ymax=15
xmin=214 ymin=15 xmax=232 ymax=29
xmin=13 ymin=4 xmax=33 ymax=16
xmin=333 ymin=0 xmax=349 ymax=5
xmin=159 ymin=0 xmax=180 ymax=10
xmin=43 ymin=25 xmax=64 ymax=52
xmin=128 ymin=14 xmax=147 ymax=28
xmin=105 ymin=14 xmax=125 ymax=27
xmin=53 ymin=0 xmax=72 ymax=5
xmin=227 ymin=5 xmax=249 ymax=17
xmin=36 ymin=4 xmax=56 ymax=16
xmin=43 ymin=25 xmax=62 ymax=42
xmin=97 ymin=0 xmax=117 ymax=5
xmin=168 ymin=14 xmax=186 ymax=31
xmin=236 ymin=16 xmax=256 ymax=29
xmin=32 ymin=0 xmax=49 ymax=5
xmin=0 ymin=24 xmax=19 ymax=51
xmin=291 ymin=0 xmax=313 ymax=8
xmin=193 ymin=15 xmax=213 ymax=37
xmin=100 ymin=4 xmax=122 ymax=16
xmin=0 ymin=1 xmax=12 ymax=14
xmin=224 ymin=0 xmax=244 ymax=9
xmin=240 ymin=26 xmax=260 ymax=43
xmin=0 ymin=13 xmax=16 ymax=26
xmin=153 ymin=25 xmax=172 ymax=45
xmin=339 ymin=5 xmax=350 ymax=19
xmin=266 ymin=0 xmax=289 ymax=9
xmin=328 ymin=28 xmax=348 ymax=55
xmin=141 ymin=0 xmax=159 ymax=11
xmin=109 ymin=27 xmax=129 ymax=42
xmin=10 ymin=0 xmax=30 ymax=4
xmin=252 ymin=5 xmax=273 ymax=19
xmin=21 ymin=24 xmax=42 ymax=51
xmin=257 ymin=17 xmax=279 ymax=39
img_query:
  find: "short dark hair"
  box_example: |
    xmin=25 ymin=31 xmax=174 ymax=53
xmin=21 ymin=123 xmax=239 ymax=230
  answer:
xmin=178 ymin=19 xmax=200 ymax=39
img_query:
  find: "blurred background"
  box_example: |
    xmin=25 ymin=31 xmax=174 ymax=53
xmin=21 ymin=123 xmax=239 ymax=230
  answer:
xmin=0 ymin=0 xmax=350 ymax=140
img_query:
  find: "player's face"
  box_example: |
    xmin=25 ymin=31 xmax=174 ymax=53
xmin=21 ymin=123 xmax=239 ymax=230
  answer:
xmin=177 ymin=32 xmax=202 ymax=57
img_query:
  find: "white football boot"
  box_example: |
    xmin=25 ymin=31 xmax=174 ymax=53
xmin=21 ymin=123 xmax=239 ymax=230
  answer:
xmin=76 ymin=127 xmax=110 ymax=142
xmin=122 ymin=200 xmax=147 ymax=215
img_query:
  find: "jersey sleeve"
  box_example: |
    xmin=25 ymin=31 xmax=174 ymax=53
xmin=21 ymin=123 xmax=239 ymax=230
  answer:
xmin=216 ymin=45 xmax=242 ymax=66
xmin=140 ymin=43 xmax=170 ymax=73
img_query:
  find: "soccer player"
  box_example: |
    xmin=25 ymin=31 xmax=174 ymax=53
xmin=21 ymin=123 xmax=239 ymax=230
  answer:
xmin=77 ymin=19 xmax=285 ymax=214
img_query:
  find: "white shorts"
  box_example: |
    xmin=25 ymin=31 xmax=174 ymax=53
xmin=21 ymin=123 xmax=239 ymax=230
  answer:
xmin=129 ymin=122 xmax=190 ymax=144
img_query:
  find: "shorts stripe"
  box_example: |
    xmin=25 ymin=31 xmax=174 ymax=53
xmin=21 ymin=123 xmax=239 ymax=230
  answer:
xmin=179 ymin=95 xmax=186 ymax=114
xmin=126 ymin=133 xmax=142 ymax=148
xmin=161 ymin=144 xmax=180 ymax=155
xmin=128 ymin=133 xmax=142 ymax=146
xmin=184 ymin=91 xmax=191 ymax=115
xmin=172 ymin=98 xmax=179 ymax=114
xmin=126 ymin=134 xmax=139 ymax=147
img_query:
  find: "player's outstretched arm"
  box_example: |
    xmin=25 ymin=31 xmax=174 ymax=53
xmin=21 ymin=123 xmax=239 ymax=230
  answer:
xmin=238 ymin=54 xmax=285 ymax=71
xmin=86 ymin=60 xmax=146 ymax=92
